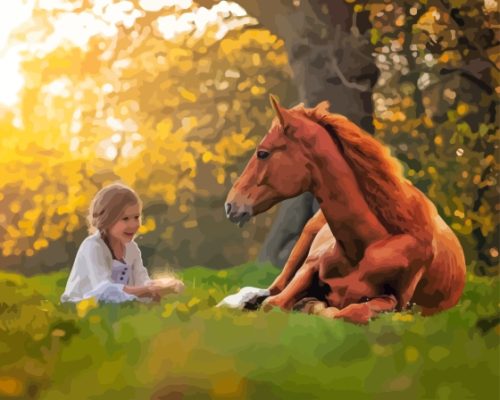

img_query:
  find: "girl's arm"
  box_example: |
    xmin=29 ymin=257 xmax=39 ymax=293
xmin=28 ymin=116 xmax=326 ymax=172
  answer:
xmin=130 ymin=242 xmax=152 ymax=286
xmin=123 ymin=284 xmax=155 ymax=298
xmin=61 ymin=239 xmax=114 ymax=302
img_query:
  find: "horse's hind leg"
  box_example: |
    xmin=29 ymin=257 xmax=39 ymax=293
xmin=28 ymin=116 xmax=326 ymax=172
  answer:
xmin=333 ymin=295 xmax=398 ymax=324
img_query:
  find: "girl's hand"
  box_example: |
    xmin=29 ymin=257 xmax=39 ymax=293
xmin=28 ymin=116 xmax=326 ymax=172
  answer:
xmin=148 ymin=278 xmax=185 ymax=295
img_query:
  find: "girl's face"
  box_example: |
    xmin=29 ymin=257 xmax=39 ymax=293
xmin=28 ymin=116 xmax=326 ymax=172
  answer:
xmin=108 ymin=203 xmax=141 ymax=244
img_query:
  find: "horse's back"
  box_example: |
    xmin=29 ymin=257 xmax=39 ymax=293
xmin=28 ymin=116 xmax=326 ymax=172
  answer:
xmin=413 ymin=212 xmax=466 ymax=315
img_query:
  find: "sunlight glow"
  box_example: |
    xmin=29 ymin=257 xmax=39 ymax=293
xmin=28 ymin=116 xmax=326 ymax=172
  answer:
xmin=139 ymin=0 xmax=193 ymax=12
xmin=156 ymin=1 xmax=251 ymax=41
xmin=0 ymin=1 xmax=33 ymax=107
xmin=0 ymin=0 xmax=252 ymax=108
xmin=105 ymin=145 xmax=118 ymax=160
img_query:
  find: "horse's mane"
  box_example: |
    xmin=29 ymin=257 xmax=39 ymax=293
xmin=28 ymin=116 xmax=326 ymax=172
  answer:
xmin=297 ymin=102 xmax=417 ymax=234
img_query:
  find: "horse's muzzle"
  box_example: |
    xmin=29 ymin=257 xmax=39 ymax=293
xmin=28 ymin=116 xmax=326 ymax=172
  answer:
xmin=225 ymin=202 xmax=252 ymax=228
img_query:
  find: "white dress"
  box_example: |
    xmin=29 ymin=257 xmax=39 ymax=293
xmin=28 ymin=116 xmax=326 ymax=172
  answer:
xmin=60 ymin=231 xmax=151 ymax=303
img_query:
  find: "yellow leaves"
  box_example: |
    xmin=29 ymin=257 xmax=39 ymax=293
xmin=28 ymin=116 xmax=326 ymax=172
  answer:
xmin=24 ymin=175 xmax=43 ymax=191
xmin=215 ymin=133 xmax=256 ymax=161
xmin=250 ymin=86 xmax=265 ymax=96
xmin=178 ymin=87 xmax=197 ymax=102
xmin=252 ymin=53 xmax=261 ymax=66
xmin=434 ymin=136 xmax=443 ymax=145
xmin=395 ymin=14 xmax=405 ymax=27
xmin=457 ymin=102 xmax=469 ymax=116
xmin=24 ymin=208 xmax=41 ymax=221
xmin=163 ymin=183 xmax=177 ymax=205
xmin=401 ymin=97 xmax=413 ymax=108
xmin=183 ymin=220 xmax=198 ymax=229
xmin=180 ymin=152 xmax=196 ymax=174
xmin=51 ymin=329 xmax=66 ymax=338
xmin=168 ymin=47 xmax=192 ymax=66
xmin=6 ymin=225 xmax=21 ymax=239
xmin=237 ymin=79 xmax=251 ymax=91
xmin=373 ymin=119 xmax=385 ymax=131
xmin=2 ymin=240 xmax=15 ymax=257
xmin=187 ymin=297 xmax=201 ymax=308
xmin=138 ymin=217 xmax=156 ymax=234
xmin=265 ymin=51 xmax=288 ymax=66
xmin=220 ymin=38 xmax=241 ymax=56
xmin=9 ymin=201 xmax=21 ymax=213
xmin=454 ymin=210 xmax=465 ymax=219
xmin=380 ymin=110 xmax=406 ymax=122
xmin=66 ymin=214 xmax=80 ymax=233
xmin=392 ymin=313 xmax=414 ymax=322
xmin=0 ymin=376 xmax=24 ymax=397
xmin=202 ymin=151 xmax=213 ymax=163
xmin=162 ymin=303 xmax=175 ymax=318
xmin=76 ymin=297 xmax=98 ymax=318
xmin=56 ymin=204 xmax=72 ymax=215
xmin=221 ymin=30 xmax=278 ymax=56
xmin=33 ymin=239 xmax=49 ymax=251
xmin=215 ymin=168 xmax=226 ymax=185
xmin=354 ymin=4 xmax=364 ymax=13
xmin=423 ymin=115 xmax=434 ymax=128
xmin=43 ymin=223 xmax=64 ymax=240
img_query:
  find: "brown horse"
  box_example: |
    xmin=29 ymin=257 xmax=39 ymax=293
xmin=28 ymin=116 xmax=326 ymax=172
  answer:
xmin=225 ymin=96 xmax=466 ymax=324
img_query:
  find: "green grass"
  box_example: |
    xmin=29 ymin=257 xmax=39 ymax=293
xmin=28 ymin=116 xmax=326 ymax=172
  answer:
xmin=0 ymin=263 xmax=498 ymax=399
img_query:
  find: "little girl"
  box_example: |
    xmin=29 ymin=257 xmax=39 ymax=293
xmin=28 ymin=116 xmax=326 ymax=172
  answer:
xmin=61 ymin=183 xmax=184 ymax=303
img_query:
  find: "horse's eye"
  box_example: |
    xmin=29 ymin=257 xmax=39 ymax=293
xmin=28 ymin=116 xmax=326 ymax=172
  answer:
xmin=257 ymin=150 xmax=270 ymax=160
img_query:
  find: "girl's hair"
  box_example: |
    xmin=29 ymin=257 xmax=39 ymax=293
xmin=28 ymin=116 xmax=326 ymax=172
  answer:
xmin=87 ymin=183 xmax=142 ymax=235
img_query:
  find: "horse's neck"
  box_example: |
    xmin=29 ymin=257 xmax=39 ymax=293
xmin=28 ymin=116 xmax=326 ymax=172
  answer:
xmin=306 ymin=134 xmax=388 ymax=260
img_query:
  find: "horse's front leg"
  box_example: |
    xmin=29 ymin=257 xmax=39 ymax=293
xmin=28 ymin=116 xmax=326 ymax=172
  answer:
xmin=263 ymin=231 xmax=341 ymax=312
xmin=268 ymin=210 xmax=327 ymax=295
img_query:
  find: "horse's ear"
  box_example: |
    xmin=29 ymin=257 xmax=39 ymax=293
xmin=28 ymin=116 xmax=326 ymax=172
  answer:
xmin=315 ymin=101 xmax=330 ymax=114
xmin=269 ymin=94 xmax=285 ymax=126
xmin=269 ymin=94 xmax=295 ymax=129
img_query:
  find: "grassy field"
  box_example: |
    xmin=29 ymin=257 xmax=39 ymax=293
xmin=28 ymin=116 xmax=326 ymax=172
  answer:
xmin=0 ymin=263 xmax=498 ymax=399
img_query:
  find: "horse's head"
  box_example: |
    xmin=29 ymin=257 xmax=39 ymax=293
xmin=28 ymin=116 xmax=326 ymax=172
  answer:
xmin=225 ymin=95 xmax=322 ymax=227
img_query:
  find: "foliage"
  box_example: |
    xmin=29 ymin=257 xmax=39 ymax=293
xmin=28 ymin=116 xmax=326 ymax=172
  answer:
xmin=0 ymin=1 xmax=291 ymax=271
xmin=0 ymin=264 xmax=498 ymax=399
xmin=363 ymin=0 xmax=498 ymax=274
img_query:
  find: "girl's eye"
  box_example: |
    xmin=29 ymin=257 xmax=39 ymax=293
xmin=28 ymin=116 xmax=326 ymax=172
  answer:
xmin=123 ymin=217 xmax=129 ymax=221
xmin=135 ymin=216 xmax=140 ymax=220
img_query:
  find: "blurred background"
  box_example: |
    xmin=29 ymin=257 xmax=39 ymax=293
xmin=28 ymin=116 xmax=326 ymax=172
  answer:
xmin=0 ymin=0 xmax=497 ymax=276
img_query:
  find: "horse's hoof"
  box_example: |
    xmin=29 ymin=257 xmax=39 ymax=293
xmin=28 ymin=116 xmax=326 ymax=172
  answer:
xmin=261 ymin=296 xmax=287 ymax=312
xmin=318 ymin=307 xmax=340 ymax=319
xmin=293 ymin=297 xmax=327 ymax=315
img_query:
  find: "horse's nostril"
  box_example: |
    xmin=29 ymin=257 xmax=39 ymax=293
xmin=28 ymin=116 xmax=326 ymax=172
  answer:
xmin=225 ymin=202 xmax=232 ymax=216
